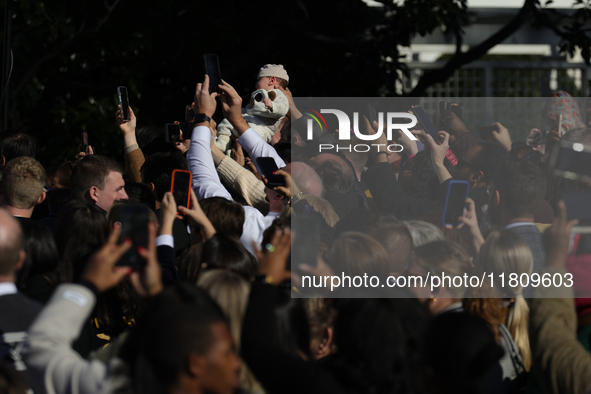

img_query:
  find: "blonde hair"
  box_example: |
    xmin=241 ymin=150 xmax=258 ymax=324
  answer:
xmin=302 ymin=195 xmax=339 ymax=227
xmin=197 ymin=270 xmax=264 ymax=393
xmin=479 ymin=229 xmax=533 ymax=371
xmin=197 ymin=270 xmax=250 ymax=349
xmin=2 ymin=156 xmax=45 ymax=209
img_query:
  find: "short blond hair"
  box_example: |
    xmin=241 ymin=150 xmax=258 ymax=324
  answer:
xmin=2 ymin=156 xmax=45 ymax=209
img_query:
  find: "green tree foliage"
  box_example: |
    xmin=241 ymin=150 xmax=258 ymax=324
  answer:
xmin=0 ymin=0 xmax=589 ymax=166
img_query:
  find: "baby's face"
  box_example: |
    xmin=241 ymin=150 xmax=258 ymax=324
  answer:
xmin=255 ymin=76 xmax=274 ymax=91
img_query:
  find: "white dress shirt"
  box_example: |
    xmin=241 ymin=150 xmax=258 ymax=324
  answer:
xmin=187 ymin=125 xmax=285 ymax=257
xmin=0 ymin=282 xmax=18 ymax=297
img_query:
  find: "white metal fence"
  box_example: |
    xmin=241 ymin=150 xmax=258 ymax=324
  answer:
xmin=403 ymin=61 xmax=590 ymax=138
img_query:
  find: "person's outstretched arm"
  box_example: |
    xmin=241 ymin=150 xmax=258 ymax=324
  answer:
xmin=217 ymin=80 xmax=285 ymax=172
xmin=187 ymin=76 xmax=232 ymax=201
xmin=530 ymin=202 xmax=591 ymax=394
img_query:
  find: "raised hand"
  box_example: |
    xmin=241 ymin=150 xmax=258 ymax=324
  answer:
xmin=130 ymin=222 xmax=163 ymax=297
xmin=82 ymin=224 xmax=132 ymax=293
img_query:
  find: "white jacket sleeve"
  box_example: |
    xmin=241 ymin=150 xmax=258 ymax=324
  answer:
xmin=186 ymin=125 xmax=232 ymax=201
xmin=22 ymin=284 xmax=124 ymax=394
xmin=237 ymin=128 xmax=286 ymax=175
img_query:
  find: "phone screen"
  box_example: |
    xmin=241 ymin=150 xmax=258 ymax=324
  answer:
xmin=442 ymin=181 xmax=470 ymax=226
xmin=81 ymin=132 xmax=88 ymax=149
xmin=551 ymin=141 xmax=591 ymax=182
xmin=117 ymin=204 xmax=149 ymax=271
xmin=165 ymin=123 xmax=181 ymax=142
xmin=563 ymin=192 xmax=591 ymax=233
xmin=118 ymin=86 xmax=130 ymax=121
xmin=204 ymin=54 xmax=222 ymax=94
xmin=171 ymin=170 xmax=192 ymax=213
xmin=365 ymin=103 xmax=378 ymax=126
xmin=411 ymin=105 xmax=439 ymax=140
xmin=255 ymin=157 xmax=284 ymax=187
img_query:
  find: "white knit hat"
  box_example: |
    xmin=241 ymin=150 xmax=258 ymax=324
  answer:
xmin=257 ymin=64 xmax=289 ymax=82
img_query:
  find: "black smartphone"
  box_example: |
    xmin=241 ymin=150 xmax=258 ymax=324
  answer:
xmin=81 ymin=132 xmax=89 ymax=150
xmin=117 ymin=204 xmax=150 ymax=271
xmin=117 ymin=86 xmax=130 ymax=121
xmin=255 ymin=157 xmax=284 ymax=187
xmin=204 ymin=54 xmax=222 ymax=94
xmin=550 ymin=140 xmax=591 ymax=182
xmin=365 ymin=103 xmax=378 ymax=126
xmin=185 ymin=105 xmax=192 ymax=122
xmin=479 ymin=125 xmax=496 ymax=140
xmin=171 ymin=169 xmax=192 ymax=215
xmin=411 ymin=105 xmax=439 ymax=140
xmin=442 ymin=180 xmax=470 ymax=226
xmin=563 ymin=192 xmax=591 ymax=234
xmin=165 ymin=123 xmax=181 ymax=142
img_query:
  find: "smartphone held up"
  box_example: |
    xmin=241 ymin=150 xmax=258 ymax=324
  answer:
xmin=171 ymin=170 xmax=192 ymax=215
xmin=442 ymin=180 xmax=470 ymax=226
xmin=117 ymin=86 xmax=130 ymax=121
xmin=204 ymin=54 xmax=222 ymax=94
xmin=117 ymin=204 xmax=150 ymax=271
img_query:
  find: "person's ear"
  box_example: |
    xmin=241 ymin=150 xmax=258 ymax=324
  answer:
xmin=492 ymin=190 xmax=501 ymax=207
xmin=316 ymin=327 xmax=333 ymax=359
xmin=0 ymin=156 xmax=5 ymax=168
xmin=187 ymin=353 xmax=205 ymax=379
xmin=472 ymin=171 xmax=484 ymax=185
xmin=15 ymin=250 xmax=26 ymax=272
xmin=149 ymin=183 xmax=155 ymax=192
xmin=89 ymin=186 xmax=100 ymax=204
xmin=36 ymin=191 xmax=46 ymax=206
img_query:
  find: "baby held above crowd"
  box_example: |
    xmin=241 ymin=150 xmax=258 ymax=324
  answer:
xmin=215 ymin=64 xmax=290 ymax=154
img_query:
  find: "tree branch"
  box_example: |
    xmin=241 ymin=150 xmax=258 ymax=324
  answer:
xmin=407 ymin=0 xmax=537 ymax=97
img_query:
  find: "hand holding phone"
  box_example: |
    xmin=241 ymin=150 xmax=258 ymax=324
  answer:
xmin=442 ymin=180 xmax=470 ymax=226
xmin=81 ymin=132 xmax=89 ymax=150
xmin=204 ymin=54 xmax=222 ymax=94
xmin=255 ymin=157 xmax=284 ymax=187
xmin=411 ymin=105 xmax=439 ymax=140
xmin=165 ymin=123 xmax=182 ymax=142
xmin=81 ymin=225 xmax=133 ymax=293
xmin=128 ymin=220 xmax=163 ymax=297
xmin=117 ymin=86 xmax=130 ymax=121
xmin=117 ymin=204 xmax=150 ymax=271
xmin=170 ymin=170 xmax=192 ymax=214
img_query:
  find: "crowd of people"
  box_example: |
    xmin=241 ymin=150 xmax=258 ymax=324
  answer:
xmin=0 ymin=63 xmax=591 ymax=394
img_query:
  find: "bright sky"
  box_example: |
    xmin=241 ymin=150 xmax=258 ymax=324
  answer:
xmin=365 ymin=0 xmax=581 ymax=8
xmin=469 ymin=0 xmax=578 ymax=7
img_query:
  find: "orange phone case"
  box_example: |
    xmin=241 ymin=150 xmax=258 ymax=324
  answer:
xmin=170 ymin=169 xmax=192 ymax=215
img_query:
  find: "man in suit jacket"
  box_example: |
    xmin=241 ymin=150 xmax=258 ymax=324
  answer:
xmin=0 ymin=208 xmax=43 ymax=392
xmin=488 ymin=158 xmax=547 ymax=278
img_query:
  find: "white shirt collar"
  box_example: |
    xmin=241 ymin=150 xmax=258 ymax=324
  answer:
xmin=504 ymin=222 xmax=536 ymax=230
xmin=0 ymin=282 xmax=18 ymax=297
